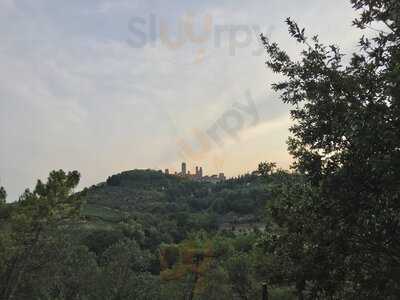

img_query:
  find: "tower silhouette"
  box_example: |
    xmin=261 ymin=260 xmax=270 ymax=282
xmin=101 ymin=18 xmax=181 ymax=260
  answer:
xmin=181 ymin=162 xmax=187 ymax=175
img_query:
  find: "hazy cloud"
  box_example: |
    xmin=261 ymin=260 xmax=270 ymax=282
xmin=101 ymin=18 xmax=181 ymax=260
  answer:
xmin=1 ymin=0 xmax=361 ymax=200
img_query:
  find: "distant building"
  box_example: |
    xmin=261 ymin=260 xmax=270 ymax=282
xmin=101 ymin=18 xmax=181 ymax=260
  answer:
xmin=165 ymin=162 xmax=226 ymax=183
xmin=194 ymin=166 xmax=202 ymax=179
xmin=181 ymin=162 xmax=187 ymax=176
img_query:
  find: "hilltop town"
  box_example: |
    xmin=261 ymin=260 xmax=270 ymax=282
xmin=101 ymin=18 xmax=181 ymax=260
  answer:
xmin=164 ymin=162 xmax=226 ymax=183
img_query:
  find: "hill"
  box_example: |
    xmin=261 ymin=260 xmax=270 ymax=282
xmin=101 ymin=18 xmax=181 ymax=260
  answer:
xmin=79 ymin=169 xmax=272 ymax=248
xmin=0 ymin=167 xmax=299 ymax=299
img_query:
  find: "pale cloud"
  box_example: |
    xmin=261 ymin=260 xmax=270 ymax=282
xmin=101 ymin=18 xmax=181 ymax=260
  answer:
xmin=1 ymin=0 xmax=362 ymax=200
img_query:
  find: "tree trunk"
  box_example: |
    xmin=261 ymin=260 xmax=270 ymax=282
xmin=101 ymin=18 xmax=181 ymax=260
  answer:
xmin=296 ymin=279 xmax=305 ymax=300
xmin=262 ymin=283 xmax=269 ymax=300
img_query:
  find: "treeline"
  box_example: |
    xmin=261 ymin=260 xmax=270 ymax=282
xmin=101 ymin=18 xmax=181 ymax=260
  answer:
xmin=0 ymin=168 xmax=295 ymax=300
xmin=0 ymin=171 xmax=158 ymax=299
xmin=93 ymin=169 xmax=272 ymax=216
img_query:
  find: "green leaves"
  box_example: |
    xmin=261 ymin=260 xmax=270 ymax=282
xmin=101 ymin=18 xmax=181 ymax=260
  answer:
xmin=0 ymin=170 xmax=82 ymax=300
xmin=225 ymin=253 xmax=257 ymax=300
xmin=286 ymin=18 xmax=307 ymax=44
xmin=262 ymin=0 xmax=400 ymax=297
xmin=257 ymin=162 xmax=277 ymax=177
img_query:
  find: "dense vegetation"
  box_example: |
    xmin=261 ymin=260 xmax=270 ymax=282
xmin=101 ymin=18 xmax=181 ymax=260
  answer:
xmin=260 ymin=0 xmax=400 ymax=298
xmin=0 ymin=167 xmax=296 ymax=300
xmin=1 ymin=0 xmax=399 ymax=299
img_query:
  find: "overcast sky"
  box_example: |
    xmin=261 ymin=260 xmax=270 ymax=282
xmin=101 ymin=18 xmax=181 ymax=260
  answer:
xmin=1 ymin=0 xmax=362 ymax=201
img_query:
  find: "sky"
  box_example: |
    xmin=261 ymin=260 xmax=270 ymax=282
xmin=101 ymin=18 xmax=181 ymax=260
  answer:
xmin=0 ymin=0 xmax=362 ymax=201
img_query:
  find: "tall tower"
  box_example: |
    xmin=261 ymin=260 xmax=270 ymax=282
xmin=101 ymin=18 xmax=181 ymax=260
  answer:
xmin=199 ymin=167 xmax=203 ymax=178
xmin=181 ymin=162 xmax=187 ymax=176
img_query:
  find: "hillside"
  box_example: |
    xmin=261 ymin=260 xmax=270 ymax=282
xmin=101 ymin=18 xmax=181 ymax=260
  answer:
xmin=0 ymin=166 xmax=301 ymax=299
xmin=79 ymin=169 xmax=271 ymax=246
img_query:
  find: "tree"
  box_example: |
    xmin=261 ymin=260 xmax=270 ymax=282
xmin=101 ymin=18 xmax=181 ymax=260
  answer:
xmin=257 ymin=162 xmax=277 ymax=177
xmin=0 ymin=170 xmax=82 ymax=300
xmin=100 ymin=239 xmax=157 ymax=300
xmin=261 ymin=175 xmax=326 ymax=299
xmin=0 ymin=187 xmax=6 ymax=204
xmin=161 ymin=244 xmax=180 ymax=269
xmin=33 ymin=243 xmax=101 ymax=300
xmin=200 ymin=267 xmax=233 ymax=300
xmin=262 ymin=0 xmax=400 ymax=297
xmin=225 ymin=253 xmax=258 ymax=300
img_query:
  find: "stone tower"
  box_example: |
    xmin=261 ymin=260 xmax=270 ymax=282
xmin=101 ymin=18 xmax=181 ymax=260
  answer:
xmin=181 ymin=162 xmax=187 ymax=176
